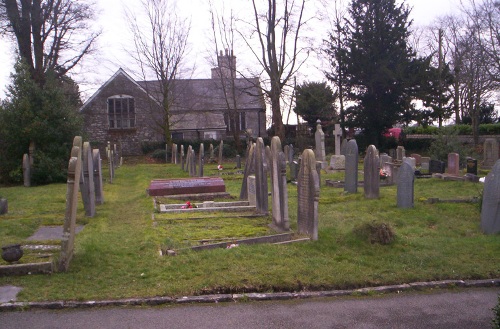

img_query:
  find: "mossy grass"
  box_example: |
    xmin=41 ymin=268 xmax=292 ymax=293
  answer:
xmin=0 ymin=160 xmax=499 ymax=302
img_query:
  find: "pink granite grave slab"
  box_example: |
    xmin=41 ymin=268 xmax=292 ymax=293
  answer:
xmin=148 ymin=177 xmax=226 ymax=196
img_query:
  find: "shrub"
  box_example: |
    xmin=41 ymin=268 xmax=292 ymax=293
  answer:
xmin=150 ymin=149 xmax=167 ymax=162
xmin=141 ymin=141 xmax=165 ymax=155
xmin=428 ymin=128 xmax=472 ymax=164
xmin=353 ymin=221 xmax=395 ymax=245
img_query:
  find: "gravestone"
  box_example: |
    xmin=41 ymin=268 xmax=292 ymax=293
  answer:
xmin=247 ymin=175 xmax=257 ymax=207
xmin=289 ymin=144 xmax=295 ymax=163
xmin=148 ymin=177 xmax=226 ymax=196
xmin=421 ymin=157 xmax=430 ymax=172
xmin=289 ymin=160 xmax=298 ymax=181
xmin=180 ymin=145 xmax=185 ymax=171
xmin=483 ymin=138 xmax=499 ymax=168
xmin=240 ymin=143 xmax=255 ymax=200
xmin=171 ymin=143 xmax=177 ymax=164
xmin=364 ymin=145 xmax=380 ymax=199
xmin=447 ymin=153 xmax=460 ymax=176
xmin=81 ymin=142 xmax=96 ymax=217
xmin=185 ymin=146 xmax=192 ymax=173
xmin=480 ymin=159 xmax=500 ymax=234
xmin=340 ymin=139 xmax=347 ymax=156
xmin=334 ymin=124 xmax=342 ymax=156
xmin=429 ymin=159 xmax=445 ymax=174
xmin=59 ymin=136 xmax=83 ymax=272
xmin=190 ymin=149 xmax=197 ymax=177
xmin=344 ymin=139 xmax=359 ymax=193
xmin=209 ymin=144 xmax=215 ymax=163
xmin=0 ymin=198 xmax=7 ymax=215
xmin=265 ymin=145 xmax=272 ymax=171
xmin=403 ymin=157 xmax=416 ymax=171
xmin=92 ymin=149 xmax=104 ymax=205
xmin=236 ymin=155 xmax=241 ymax=169
xmin=199 ymin=144 xmax=204 ymax=177
xmin=316 ymin=162 xmax=322 ymax=187
xmin=397 ymin=162 xmax=414 ymax=209
xmin=22 ymin=153 xmax=31 ymax=187
xmin=284 ymin=145 xmax=290 ymax=163
xmin=410 ymin=154 xmax=422 ymax=167
xmin=297 ymin=149 xmax=320 ymax=240
xmin=218 ymin=140 xmax=224 ymax=165
xmin=380 ymin=154 xmax=392 ymax=168
xmin=466 ymin=158 xmax=478 ymax=175
xmin=270 ymin=136 xmax=289 ymax=231
xmin=396 ymin=146 xmax=405 ymax=161
xmin=315 ymin=120 xmax=327 ymax=167
xmin=330 ymin=155 xmax=345 ymax=170
xmin=255 ymin=137 xmax=269 ymax=214
xmin=113 ymin=144 xmax=119 ymax=169
xmin=165 ymin=144 xmax=168 ymax=163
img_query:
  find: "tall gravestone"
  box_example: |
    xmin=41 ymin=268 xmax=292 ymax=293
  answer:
xmin=284 ymin=145 xmax=290 ymax=163
xmin=199 ymin=143 xmax=204 ymax=177
xmin=334 ymin=124 xmax=342 ymax=156
xmin=185 ymin=146 xmax=192 ymax=173
xmin=236 ymin=155 xmax=241 ymax=169
xmin=22 ymin=153 xmax=31 ymax=187
xmin=344 ymin=140 xmax=359 ymax=193
xmin=81 ymin=142 xmax=96 ymax=217
xmin=396 ymin=146 xmax=405 ymax=161
xmin=255 ymin=138 xmax=268 ymax=214
xmin=288 ymin=144 xmax=294 ymax=163
xmin=180 ymin=145 xmax=185 ymax=170
xmin=209 ymin=144 xmax=215 ymax=163
xmin=315 ymin=120 xmax=326 ymax=167
xmin=92 ymin=149 xmax=104 ymax=205
xmin=240 ymin=143 xmax=255 ymax=200
xmin=165 ymin=144 xmax=168 ymax=163
xmin=364 ymin=145 xmax=380 ymax=199
xmin=218 ymin=140 xmax=224 ymax=165
xmin=59 ymin=136 xmax=83 ymax=272
xmin=297 ymin=149 xmax=320 ymax=240
xmin=270 ymin=136 xmax=289 ymax=231
xmin=480 ymin=159 xmax=500 ymax=234
xmin=340 ymin=139 xmax=347 ymax=156
xmin=447 ymin=153 xmax=460 ymax=175
xmin=483 ymin=138 xmax=499 ymax=168
xmin=397 ymin=162 xmax=414 ymax=209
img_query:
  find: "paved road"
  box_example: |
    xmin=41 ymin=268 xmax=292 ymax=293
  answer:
xmin=1 ymin=288 xmax=499 ymax=329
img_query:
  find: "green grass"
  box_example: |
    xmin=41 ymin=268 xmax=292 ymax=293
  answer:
xmin=0 ymin=160 xmax=499 ymax=302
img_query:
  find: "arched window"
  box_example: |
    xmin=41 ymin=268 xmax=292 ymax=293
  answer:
xmin=108 ymin=95 xmax=135 ymax=129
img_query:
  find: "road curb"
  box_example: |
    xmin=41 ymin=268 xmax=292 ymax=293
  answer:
xmin=1 ymin=278 xmax=499 ymax=311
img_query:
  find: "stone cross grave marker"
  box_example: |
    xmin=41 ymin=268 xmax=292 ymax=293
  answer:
xmin=480 ymin=159 xmax=500 ymax=234
xmin=22 ymin=153 xmax=30 ymax=187
xmin=315 ymin=120 xmax=326 ymax=164
xmin=240 ymin=142 xmax=255 ymax=200
xmin=447 ymin=153 xmax=460 ymax=176
xmin=297 ymin=149 xmax=320 ymax=240
xmin=59 ymin=136 xmax=83 ymax=272
xmin=270 ymin=136 xmax=289 ymax=232
xmin=334 ymin=124 xmax=342 ymax=156
xmin=483 ymin=138 xmax=499 ymax=168
xmin=364 ymin=145 xmax=380 ymax=199
xmin=81 ymin=142 xmax=96 ymax=217
xmin=92 ymin=149 xmax=104 ymax=205
xmin=345 ymin=139 xmax=359 ymax=193
xmin=218 ymin=140 xmax=224 ymax=165
xmin=255 ymin=137 xmax=269 ymax=214
xmin=397 ymin=162 xmax=414 ymax=209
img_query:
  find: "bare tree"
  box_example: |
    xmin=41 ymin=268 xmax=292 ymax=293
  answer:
xmin=239 ymin=0 xmax=310 ymax=141
xmin=0 ymin=0 xmax=100 ymax=86
xmin=126 ymin=0 xmax=190 ymax=145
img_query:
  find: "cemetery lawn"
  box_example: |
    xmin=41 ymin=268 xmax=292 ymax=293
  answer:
xmin=0 ymin=160 xmax=499 ymax=302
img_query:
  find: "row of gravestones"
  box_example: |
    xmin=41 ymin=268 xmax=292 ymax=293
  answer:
xmin=239 ymin=137 xmax=320 ymax=240
xmin=167 ymin=141 xmax=224 ymax=167
xmin=59 ymin=137 xmax=112 ymax=272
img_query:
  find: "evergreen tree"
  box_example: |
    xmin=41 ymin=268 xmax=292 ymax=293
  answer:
xmin=293 ymin=81 xmax=338 ymax=134
xmin=342 ymin=0 xmax=418 ymax=147
xmin=0 ymin=60 xmax=83 ymax=184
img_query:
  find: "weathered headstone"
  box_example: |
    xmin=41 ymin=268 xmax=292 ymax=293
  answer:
xmin=429 ymin=159 xmax=445 ymax=174
xmin=396 ymin=146 xmax=405 ymax=161
xmin=148 ymin=177 xmax=226 ymax=196
xmin=209 ymin=144 xmax=215 ymax=163
xmin=0 ymin=198 xmax=7 ymax=215
xmin=185 ymin=146 xmax=192 ymax=173
xmin=81 ymin=142 xmax=96 ymax=217
xmin=380 ymin=154 xmax=392 ymax=168
xmin=59 ymin=136 xmax=83 ymax=272
xmin=297 ymin=149 xmax=320 ymax=240
xmin=480 ymin=159 xmax=500 ymax=234
xmin=421 ymin=157 xmax=430 ymax=172
xmin=447 ymin=153 xmax=460 ymax=176
xmin=316 ymin=162 xmax=322 ymax=187
xmin=315 ymin=120 xmax=326 ymax=167
xmin=255 ymin=137 xmax=269 ymax=214
xmin=190 ymin=149 xmax=196 ymax=177
xmin=22 ymin=153 xmax=31 ymax=187
xmin=334 ymin=124 xmax=342 ymax=156
xmin=410 ymin=153 xmax=422 ymax=167
xmin=483 ymin=138 xmax=499 ymax=168
xmin=289 ymin=160 xmax=298 ymax=181
xmin=270 ymin=136 xmax=289 ymax=231
xmin=344 ymin=139 xmax=359 ymax=193
xmin=199 ymin=144 xmax=204 ymax=177
xmin=240 ymin=143 xmax=255 ymax=200
xmin=218 ymin=140 xmax=224 ymax=165
xmin=340 ymin=139 xmax=348 ymax=156
xmin=330 ymin=155 xmax=345 ymax=170
xmin=247 ymin=175 xmax=257 ymax=207
xmin=284 ymin=145 xmax=290 ymax=163
xmin=180 ymin=145 xmax=185 ymax=171
xmin=466 ymin=157 xmax=478 ymax=175
xmin=403 ymin=157 xmax=416 ymax=171
xmin=364 ymin=145 xmax=380 ymax=199
xmin=265 ymin=145 xmax=272 ymax=171
xmin=288 ymin=144 xmax=294 ymax=163
xmin=236 ymin=155 xmax=241 ymax=169
xmin=397 ymin=162 xmax=414 ymax=209
xmin=92 ymin=149 xmax=104 ymax=205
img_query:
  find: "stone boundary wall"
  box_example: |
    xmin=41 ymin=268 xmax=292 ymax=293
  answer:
xmin=406 ymin=134 xmax=500 ymax=144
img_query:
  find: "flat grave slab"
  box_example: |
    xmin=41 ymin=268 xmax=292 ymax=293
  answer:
xmin=27 ymin=225 xmax=84 ymax=241
xmin=0 ymin=285 xmax=22 ymax=302
xmin=147 ymin=177 xmax=227 ymax=197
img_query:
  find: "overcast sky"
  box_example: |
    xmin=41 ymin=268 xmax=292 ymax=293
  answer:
xmin=0 ymin=0 xmax=461 ymax=100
